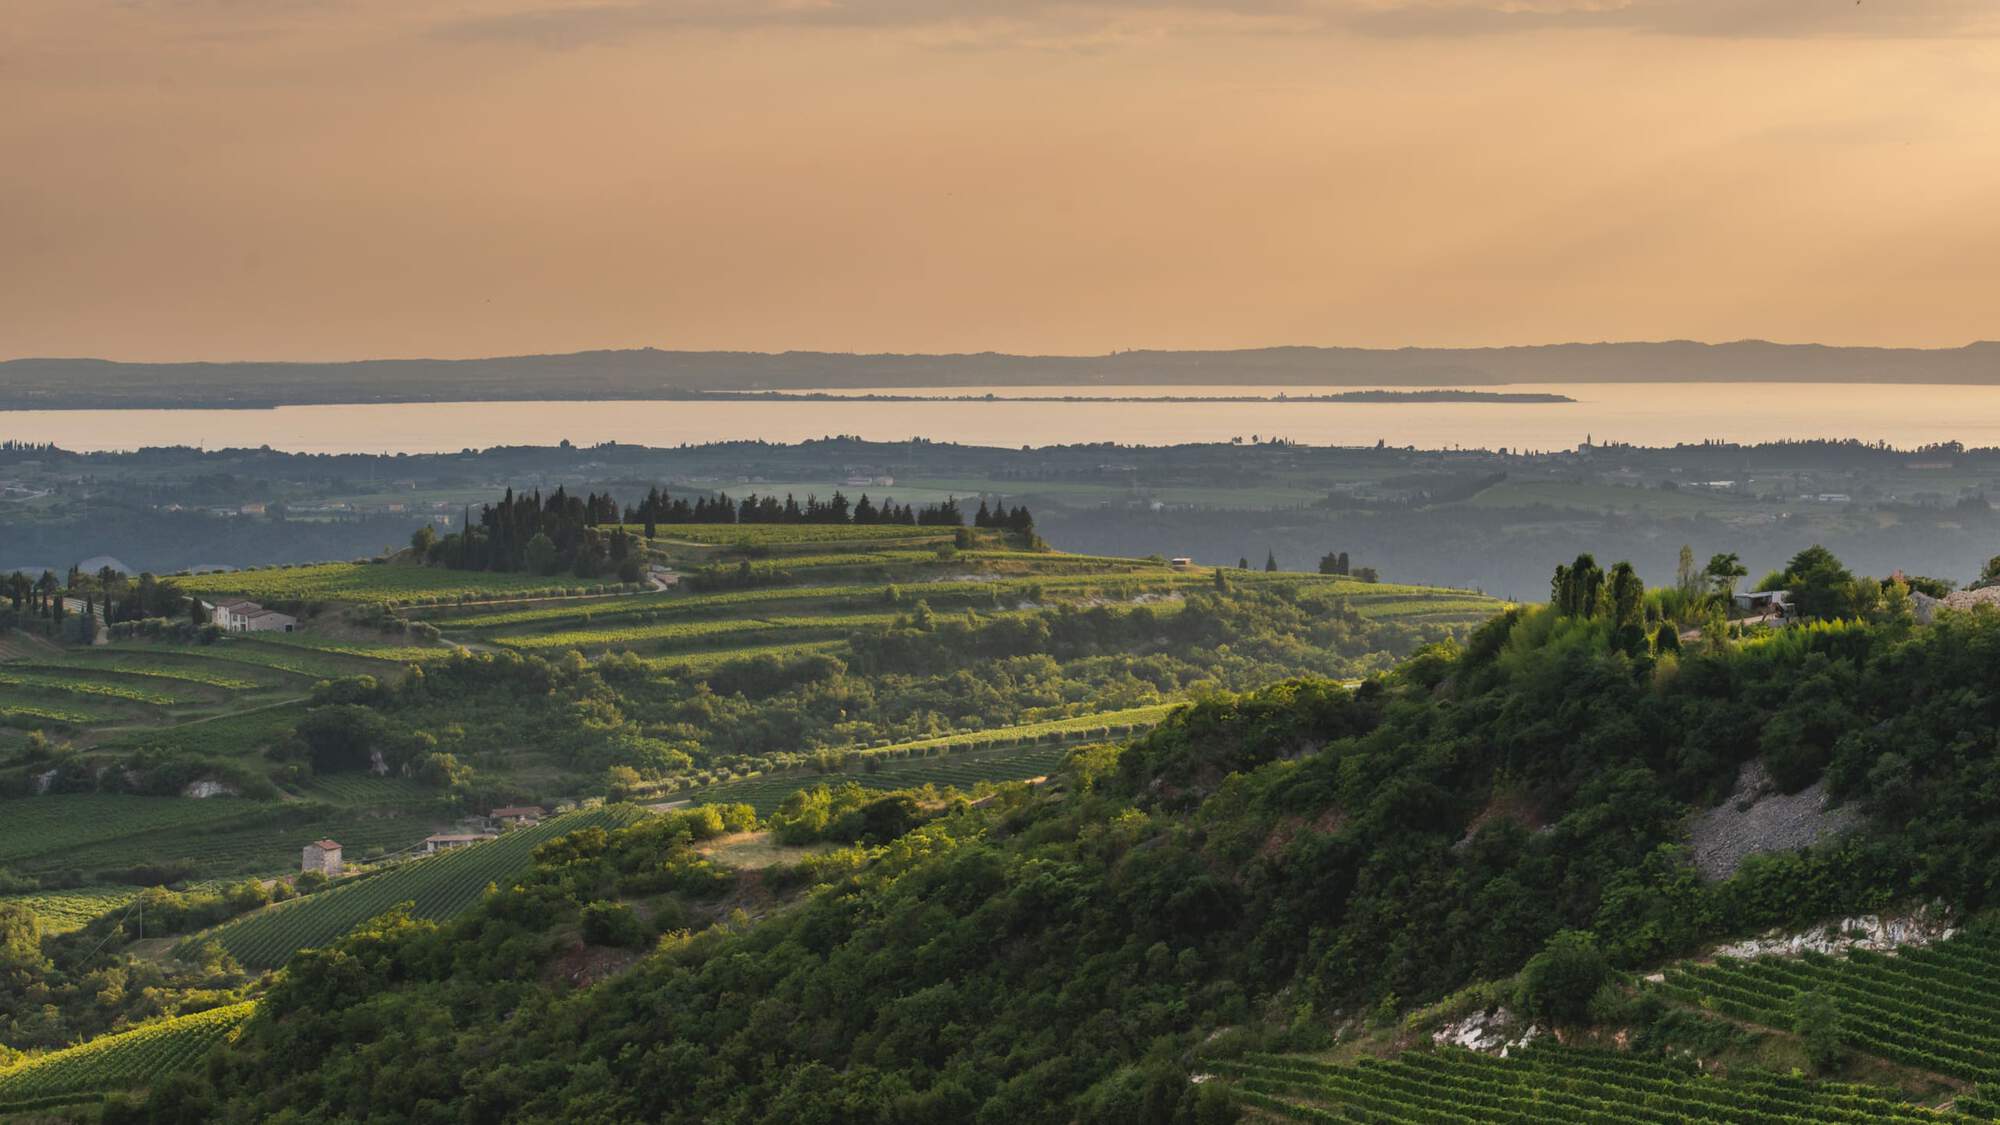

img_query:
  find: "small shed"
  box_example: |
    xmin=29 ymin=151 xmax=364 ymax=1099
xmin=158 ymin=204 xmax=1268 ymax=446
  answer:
xmin=1731 ymin=590 xmax=1790 ymax=616
xmin=302 ymin=839 xmax=343 ymax=877
xmin=424 ymin=832 xmax=495 ymax=854
xmin=489 ymin=805 xmax=544 ymax=827
xmin=1169 ymin=557 xmax=1194 ymax=568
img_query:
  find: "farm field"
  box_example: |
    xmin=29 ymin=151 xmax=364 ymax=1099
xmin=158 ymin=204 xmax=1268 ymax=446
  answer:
xmin=1210 ymin=1045 xmax=1968 ymax=1124
xmin=1651 ymin=931 xmax=2000 ymax=1085
xmin=202 ymin=805 xmax=649 ymax=969
xmin=178 ymin=562 xmax=598 ymax=606
xmin=0 ymin=885 xmax=148 ymax=935
xmin=0 ymin=794 xmax=447 ymax=881
xmin=634 ymin=523 xmax=956 ymax=546
xmin=492 ymin=611 xmax=904 ymax=653
xmin=679 ymin=744 xmax=1073 ymax=815
xmin=0 ymin=1002 xmax=254 ymax=1111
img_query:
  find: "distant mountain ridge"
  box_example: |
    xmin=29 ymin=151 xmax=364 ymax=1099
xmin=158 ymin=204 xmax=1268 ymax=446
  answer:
xmin=6 ymin=340 xmax=2000 ymax=408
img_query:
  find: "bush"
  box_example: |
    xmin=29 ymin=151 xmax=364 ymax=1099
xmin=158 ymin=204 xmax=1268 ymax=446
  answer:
xmin=1516 ymin=931 xmax=1610 ymax=1025
xmin=580 ymin=901 xmax=649 ymax=948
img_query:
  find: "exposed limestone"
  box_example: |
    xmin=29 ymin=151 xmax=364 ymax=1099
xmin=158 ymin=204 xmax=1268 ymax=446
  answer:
xmin=1689 ymin=759 xmax=1863 ymax=881
xmin=1708 ymin=903 xmax=1956 ymax=961
xmin=1432 ymin=1008 xmax=1544 ymax=1056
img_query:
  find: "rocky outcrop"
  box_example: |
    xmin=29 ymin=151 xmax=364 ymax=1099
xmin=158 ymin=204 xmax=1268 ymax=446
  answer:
xmin=1689 ymin=760 xmax=1863 ymax=881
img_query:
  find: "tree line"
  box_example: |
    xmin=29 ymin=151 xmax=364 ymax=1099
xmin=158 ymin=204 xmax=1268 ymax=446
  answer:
xmin=623 ymin=486 xmax=1032 ymax=535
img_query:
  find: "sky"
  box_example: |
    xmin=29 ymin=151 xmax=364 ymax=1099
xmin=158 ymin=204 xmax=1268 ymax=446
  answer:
xmin=4 ymin=0 xmax=1999 ymax=361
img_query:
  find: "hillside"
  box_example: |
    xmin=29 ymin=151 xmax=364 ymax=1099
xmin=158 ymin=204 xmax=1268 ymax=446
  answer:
xmin=7 ymin=340 xmax=2000 ymax=407
xmin=90 ymin=590 xmax=2000 ymax=1123
xmin=0 ymin=515 xmax=1500 ymax=1111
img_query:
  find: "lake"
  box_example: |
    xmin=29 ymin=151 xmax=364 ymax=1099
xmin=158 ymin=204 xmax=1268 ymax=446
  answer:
xmin=0 ymin=383 xmax=1990 ymax=454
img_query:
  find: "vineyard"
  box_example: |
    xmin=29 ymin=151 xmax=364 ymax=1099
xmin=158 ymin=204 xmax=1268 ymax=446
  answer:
xmin=0 ymin=793 xmax=445 ymax=881
xmin=178 ymin=561 xmax=590 ymax=606
xmin=493 ymin=611 xmax=903 ymax=653
xmin=0 ymin=885 xmax=146 ymax=934
xmin=204 ymin=805 xmax=649 ymax=969
xmin=1651 ymin=931 xmax=2000 ymax=1085
xmin=682 ymin=744 xmax=1074 ymax=815
xmin=1210 ymin=1045 xmax=1973 ymax=1124
xmin=638 ymin=523 xmax=956 ymax=546
xmin=0 ymin=1002 xmax=254 ymax=1109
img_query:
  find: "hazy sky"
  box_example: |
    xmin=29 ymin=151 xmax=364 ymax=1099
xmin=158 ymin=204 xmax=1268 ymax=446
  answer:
xmin=5 ymin=0 xmax=1998 ymax=360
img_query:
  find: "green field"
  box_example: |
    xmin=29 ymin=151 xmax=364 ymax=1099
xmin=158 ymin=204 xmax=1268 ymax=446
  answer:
xmin=0 ymin=1002 xmax=253 ymax=1110
xmin=1652 ymin=931 xmax=2000 ymax=1085
xmin=203 ymin=806 xmax=649 ymax=969
xmin=638 ymin=523 xmax=955 ymax=546
xmin=681 ymin=744 xmax=1074 ymax=815
xmin=493 ymin=611 xmax=904 ymax=653
xmin=0 ymin=794 xmax=446 ymax=881
xmin=0 ymin=885 xmax=149 ymax=935
xmin=178 ymin=562 xmax=599 ymax=606
xmin=1213 ymin=1045 xmax=1965 ymax=1124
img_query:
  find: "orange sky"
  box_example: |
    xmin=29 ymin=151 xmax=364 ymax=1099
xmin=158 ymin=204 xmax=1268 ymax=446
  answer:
xmin=4 ymin=0 xmax=1998 ymax=361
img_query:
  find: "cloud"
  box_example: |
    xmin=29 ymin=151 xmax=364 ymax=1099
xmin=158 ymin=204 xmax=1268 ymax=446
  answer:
xmin=426 ymin=0 xmax=2000 ymax=47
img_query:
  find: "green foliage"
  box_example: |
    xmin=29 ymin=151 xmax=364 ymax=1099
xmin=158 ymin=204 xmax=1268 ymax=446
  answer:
xmin=1514 ymin=931 xmax=1610 ymax=1025
xmin=1792 ymin=987 xmax=1845 ymax=1073
xmin=202 ymin=807 xmax=646 ymax=969
xmin=0 ymin=1002 xmax=253 ymax=1105
xmin=578 ymin=901 xmax=648 ymax=948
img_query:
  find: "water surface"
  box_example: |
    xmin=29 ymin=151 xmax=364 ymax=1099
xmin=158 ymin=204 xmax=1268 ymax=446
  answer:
xmin=0 ymin=383 xmax=1987 ymax=453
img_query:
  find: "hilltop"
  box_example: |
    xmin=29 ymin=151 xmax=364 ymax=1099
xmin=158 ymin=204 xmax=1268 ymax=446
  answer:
xmin=70 ymin=548 xmax=2000 ymax=1123
xmin=6 ymin=340 xmax=2000 ymax=407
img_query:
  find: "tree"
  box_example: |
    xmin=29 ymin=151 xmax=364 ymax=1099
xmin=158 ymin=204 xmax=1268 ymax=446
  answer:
xmin=1676 ymin=545 xmax=1698 ymax=597
xmin=1515 ymin=930 xmax=1609 ymax=1025
xmin=1777 ymin=545 xmax=1867 ymax=620
xmin=1978 ymin=555 xmax=2000 ymax=590
xmin=1212 ymin=568 xmax=1229 ymax=593
xmin=524 ymin=532 xmax=559 ymax=576
xmin=1237 ymin=557 xmax=1249 ymax=570
xmin=1608 ymin=561 xmax=1646 ymax=653
xmin=1704 ymin=552 xmax=1747 ymax=598
xmin=1794 ymin=989 xmax=1845 ymax=1072
xmin=1264 ymin=551 xmax=1278 ymax=573
xmin=411 ymin=524 xmax=439 ymax=557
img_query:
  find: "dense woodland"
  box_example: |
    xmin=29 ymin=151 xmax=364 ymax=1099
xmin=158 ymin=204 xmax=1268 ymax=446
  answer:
xmin=118 ymin=556 xmax=2000 ymax=1123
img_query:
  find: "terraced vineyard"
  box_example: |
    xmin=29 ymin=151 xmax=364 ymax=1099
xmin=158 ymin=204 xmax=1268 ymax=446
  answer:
xmin=204 ymin=805 xmax=649 ymax=969
xmin=1653 ymin=932 xmax=2000 ymax=1085
xmin=681 ymin=744 xmax=1074 ymax=815
xmin=0 ymin=793 xmax=445 ymax=881
xmin=0 ymin=1002 xmax=254 ymax=1110
xmin=1211 ymin=1045 xmax=1970 ymax=1124
xmin=638 ymin=523 xmax=955 ymax=546
xmin=0 ymin=885 xmax=147 ymax=934
xmin=493 ymin=611 xmax=902 ymax=653
xmin=178 ymin=561 xmax=594 ymax=606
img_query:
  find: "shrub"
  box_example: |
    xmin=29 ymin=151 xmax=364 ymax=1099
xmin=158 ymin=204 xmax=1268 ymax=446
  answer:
xmin=580 ymin=901 xmax=649 ymax=948
xmin=1516 ymin=930 xmax=1610 ymax=1025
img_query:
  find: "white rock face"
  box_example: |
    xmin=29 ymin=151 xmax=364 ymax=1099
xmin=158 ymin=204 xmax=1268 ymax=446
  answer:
xmin=33 ymin=769 xmax=57 ymax=795
xmin=1708 ymin=903 xmax=1955 ymax=961
xmin=183 ymin=780 xmax=239 ymax=798
xmin=1432 ymin=1008 xmax=1544 ymax=1056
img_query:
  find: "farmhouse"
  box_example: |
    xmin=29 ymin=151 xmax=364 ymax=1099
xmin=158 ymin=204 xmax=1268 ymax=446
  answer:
xmin=423 ymin=832 xmax=495 ymax=854
xmin=1169 ymin=557 xmax=1195 ymax=568
xmin=205 ymin=598 xmax=298 ymax=633
xmin=1731 ymin=590 xmax=1790 ymax=617
xmin=301 ymin=839 xmax=342 ymax=877
xmin=489 ymin=805 xmax=544 ymax=827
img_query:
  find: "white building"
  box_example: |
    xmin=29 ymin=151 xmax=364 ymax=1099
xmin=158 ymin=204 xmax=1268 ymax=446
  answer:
xmin=205 ymin=599 xmax=298 ymax=633
xmin=423 ymin=832 xmax=495 ymax=854
xmin=489 ymin=805 xmax=544 ymax=827
xmin=302 ymin=839 xmax=343 ymax=877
